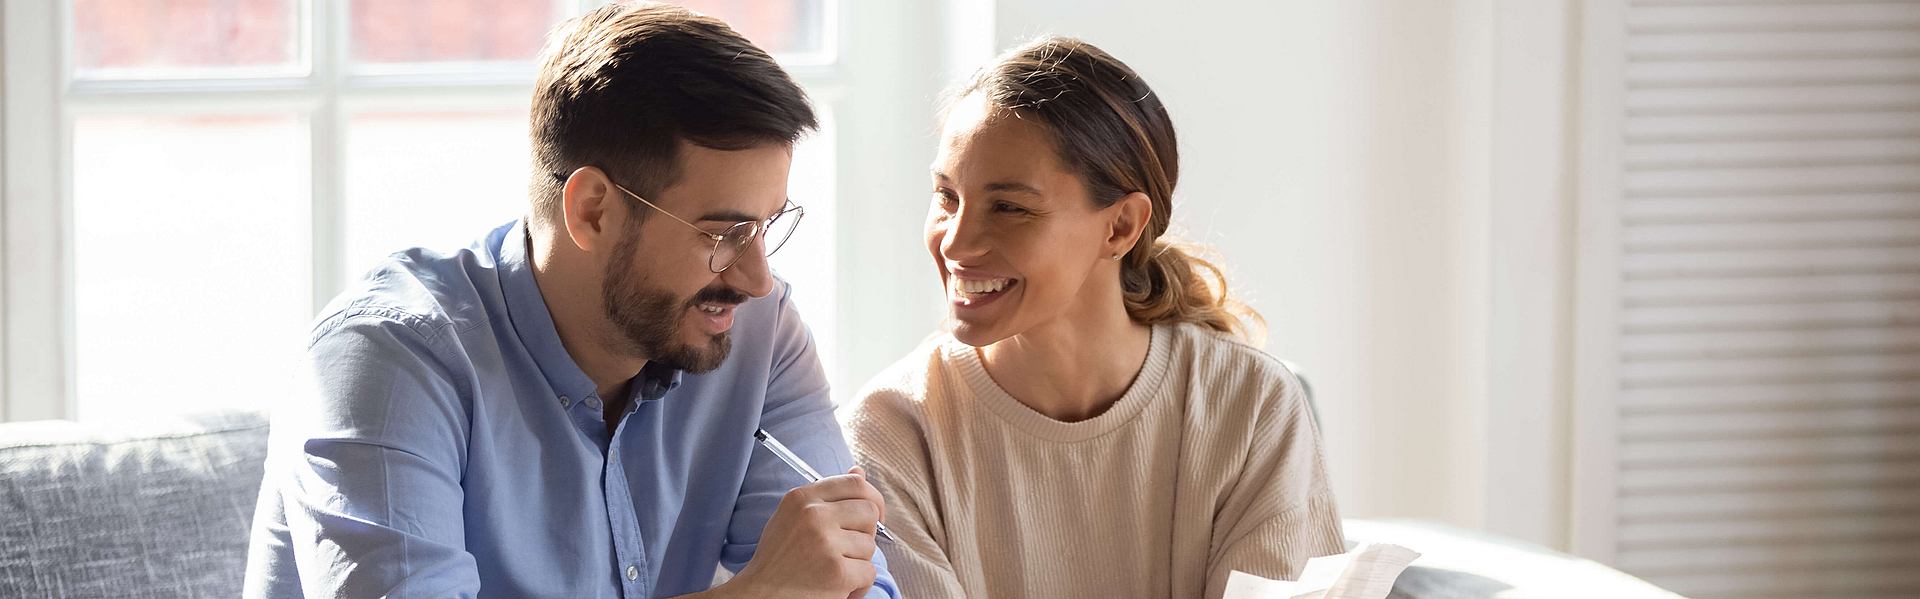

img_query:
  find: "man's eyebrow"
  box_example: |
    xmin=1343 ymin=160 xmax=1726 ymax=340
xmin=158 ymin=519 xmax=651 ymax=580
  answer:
xmin=695 ymin=210 xmax=758 ymax=223
xmin=695 ymin=200 xmax=789 ymax=224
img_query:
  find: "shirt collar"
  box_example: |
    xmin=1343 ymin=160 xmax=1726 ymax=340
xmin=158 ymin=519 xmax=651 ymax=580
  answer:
xmin=498 ymin=220 xmax=599 ymax=404
xmin=498 ymin=220 xmax=684 ymax=405
xmin=635 ymin=360 xmax=683 ymax=403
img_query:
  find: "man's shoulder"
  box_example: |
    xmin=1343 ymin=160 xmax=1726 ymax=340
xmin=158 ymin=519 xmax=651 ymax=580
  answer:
xmin=293 ymin=242 xmax=510 ymax=442
xmin=314 ymin=243 xmax=507 ymax=349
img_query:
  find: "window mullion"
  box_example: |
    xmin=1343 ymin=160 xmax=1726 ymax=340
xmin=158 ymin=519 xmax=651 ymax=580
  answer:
xmin=2 ymin=1 xmax=74 ymax=421
xmin=310 ymin=0 xmax=346 ymax=316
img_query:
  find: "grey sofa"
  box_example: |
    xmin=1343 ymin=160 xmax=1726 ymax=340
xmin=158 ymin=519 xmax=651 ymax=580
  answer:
xmin=1 ymin=410 xmax=267 ymax=598
xmin=0 ymin=410 xmax=1685 ymax=599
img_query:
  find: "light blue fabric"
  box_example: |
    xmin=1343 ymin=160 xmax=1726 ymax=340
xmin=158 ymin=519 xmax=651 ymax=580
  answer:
xmin=242 ymin=220 xmax=897 ymax=599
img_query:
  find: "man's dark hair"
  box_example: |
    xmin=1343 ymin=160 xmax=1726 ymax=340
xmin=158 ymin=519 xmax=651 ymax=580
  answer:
xmin=529 ymin=2 xmax=817 ymax=226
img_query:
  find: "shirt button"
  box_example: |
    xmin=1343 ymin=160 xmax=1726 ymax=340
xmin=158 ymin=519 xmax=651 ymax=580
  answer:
xmin=558 ymin=395 xmax=570 ymax=408
xmin=585 ymin=396 xmax=603 ymax=409
xmin=625 ymin=565 xmax=638 ymax=580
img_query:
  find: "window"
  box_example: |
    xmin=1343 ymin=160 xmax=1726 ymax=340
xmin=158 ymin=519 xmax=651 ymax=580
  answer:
xmin=3 ymin=0 xmax=840 ymax=421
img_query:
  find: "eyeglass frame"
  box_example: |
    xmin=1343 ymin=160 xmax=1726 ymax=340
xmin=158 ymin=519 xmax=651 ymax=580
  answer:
xmin=550 ymin=171 xmax=804 ymax=273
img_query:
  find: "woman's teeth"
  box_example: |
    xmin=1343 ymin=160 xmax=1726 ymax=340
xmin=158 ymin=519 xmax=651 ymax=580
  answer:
xmin=954 ymin=278 xmax=1012 ymax=297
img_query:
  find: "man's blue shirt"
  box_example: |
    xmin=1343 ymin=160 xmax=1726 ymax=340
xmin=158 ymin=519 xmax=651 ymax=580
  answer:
xmin=243 ymin=220 xmax=898 ymax=598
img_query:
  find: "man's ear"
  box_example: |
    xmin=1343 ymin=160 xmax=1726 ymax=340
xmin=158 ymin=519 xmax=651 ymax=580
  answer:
xmin=1106 ymin=191 xmax=1154 ymax=257
xmin=561 ymin=166 xmax=628 ymax=252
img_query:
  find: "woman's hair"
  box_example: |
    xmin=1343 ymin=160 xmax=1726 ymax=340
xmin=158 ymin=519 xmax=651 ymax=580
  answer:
xmin=954 ymin=36 xmax=1265 ymax=343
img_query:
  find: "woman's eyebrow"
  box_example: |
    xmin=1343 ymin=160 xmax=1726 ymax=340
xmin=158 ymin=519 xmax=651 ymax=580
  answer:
xmin=983 ymin=182 xmax=1042 ymax=195
xmin=932 ymin=170 xmax=1042 ymax=196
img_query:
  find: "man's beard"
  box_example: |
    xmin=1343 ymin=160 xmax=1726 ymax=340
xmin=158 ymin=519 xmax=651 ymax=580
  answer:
xmin=600 ymin=224 xmax=745 ymax=374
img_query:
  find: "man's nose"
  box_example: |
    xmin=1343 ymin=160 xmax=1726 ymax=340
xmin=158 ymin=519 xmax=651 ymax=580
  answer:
xmin=722 ymin=239 xmax=776 ymax=299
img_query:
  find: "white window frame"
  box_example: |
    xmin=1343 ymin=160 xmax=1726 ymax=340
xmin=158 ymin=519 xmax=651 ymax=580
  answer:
xmin=1570 ymin=0 xmax=1627 ymax=564
xmin=0 ymin=0 xmax=849 ymax=422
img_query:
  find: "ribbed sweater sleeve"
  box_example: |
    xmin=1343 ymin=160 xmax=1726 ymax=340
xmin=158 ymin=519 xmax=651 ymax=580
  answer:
xmin=1203 ymin=364 xmax=1346 ymax=598
xmin=844 ymin=383 xmax=970 ymax=598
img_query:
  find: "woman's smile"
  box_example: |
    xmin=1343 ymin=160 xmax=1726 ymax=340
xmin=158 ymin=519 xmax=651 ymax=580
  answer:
xmin=948 ymin=274 xmax=1019 ymax=308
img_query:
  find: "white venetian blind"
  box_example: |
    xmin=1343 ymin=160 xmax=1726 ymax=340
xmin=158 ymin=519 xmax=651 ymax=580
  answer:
xmin=1609 ymin=1 xmax=1920 ymax=597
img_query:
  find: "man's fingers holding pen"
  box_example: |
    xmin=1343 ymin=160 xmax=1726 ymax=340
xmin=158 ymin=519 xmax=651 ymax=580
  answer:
xmin=847 ymin=466 xmax=887 ymax=526
xmin=723 ymin=472 xmax=885 ymax=598
xmin=788 ymin=470 xmax=887 ymax=532
xmin=789 ymin=496 xmax=878 ymax=541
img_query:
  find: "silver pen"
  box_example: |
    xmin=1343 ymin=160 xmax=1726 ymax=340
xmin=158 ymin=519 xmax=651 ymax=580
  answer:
xmin=753 ymin=428 xmax=902 ymax=543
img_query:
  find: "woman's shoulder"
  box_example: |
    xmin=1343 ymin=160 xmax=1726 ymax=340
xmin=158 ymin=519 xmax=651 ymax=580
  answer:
xmin=839 ymin=334 xmax=977 ymax=484
xmin=1161 ymin=321 xmax=1310 ymax=419
xmin=1164 ymin=322 xmax=1297 ymax=385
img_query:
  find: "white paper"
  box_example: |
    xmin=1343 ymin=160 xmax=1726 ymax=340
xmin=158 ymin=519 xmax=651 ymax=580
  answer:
xmin=1225 ymin=570 xmax=1299 ymax=599
xmin=1223 ymin=543 xmax=1422 ymax=599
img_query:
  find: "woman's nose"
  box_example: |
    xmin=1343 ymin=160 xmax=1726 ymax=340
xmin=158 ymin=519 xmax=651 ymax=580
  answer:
xmin=938 ymin=207 xmax=989 ymax=261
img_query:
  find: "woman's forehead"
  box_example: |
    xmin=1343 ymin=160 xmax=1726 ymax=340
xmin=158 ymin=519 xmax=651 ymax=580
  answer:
xmin=937 ymin=111 xmax=1066 ymax=184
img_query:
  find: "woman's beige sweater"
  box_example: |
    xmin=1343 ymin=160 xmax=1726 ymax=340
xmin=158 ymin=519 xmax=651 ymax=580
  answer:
xmin=841 ymin=322 xmax=1345 ymax=599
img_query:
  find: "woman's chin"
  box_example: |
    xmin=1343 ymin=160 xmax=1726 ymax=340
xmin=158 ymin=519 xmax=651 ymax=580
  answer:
xmin=948 ymin=319 xmax=1010 ymax=348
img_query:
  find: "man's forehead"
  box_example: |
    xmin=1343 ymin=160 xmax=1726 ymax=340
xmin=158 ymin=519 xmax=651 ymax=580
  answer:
xmin=651 ymin=144 xmax=793 ymax=222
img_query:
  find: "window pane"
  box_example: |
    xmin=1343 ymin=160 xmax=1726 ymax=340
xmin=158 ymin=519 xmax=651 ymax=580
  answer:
xmin=344 ymin=110 xmax=531 ymax=280
xmin=614 ymin=0 xmax=827 ymax=57
xmin=349 ymin=0 xmax=562 ymax=65
xmin=73 ymin=114 xmax=310 ymax=422
xmin=73 ymin=0 xmax=301 ymax=78
xmin=769 ymin=108 xmax=836 ymax=396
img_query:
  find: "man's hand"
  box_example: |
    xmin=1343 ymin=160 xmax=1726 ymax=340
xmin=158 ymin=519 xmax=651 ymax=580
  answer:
xmin=712 ymin=467 xmax=887 ymax=599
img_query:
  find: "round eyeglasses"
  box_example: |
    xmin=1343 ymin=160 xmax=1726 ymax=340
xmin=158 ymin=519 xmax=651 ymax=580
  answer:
xmin=553 ymin=172 xmax=803 ymax=273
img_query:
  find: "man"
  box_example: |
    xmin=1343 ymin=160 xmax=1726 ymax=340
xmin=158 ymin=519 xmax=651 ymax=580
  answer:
xmin=242 ymin=4 xmax=896 ymax=598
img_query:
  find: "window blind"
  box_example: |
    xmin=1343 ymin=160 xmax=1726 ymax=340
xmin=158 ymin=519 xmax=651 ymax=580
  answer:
xmin=1607 ymin=2 xmax=1920 ymax=597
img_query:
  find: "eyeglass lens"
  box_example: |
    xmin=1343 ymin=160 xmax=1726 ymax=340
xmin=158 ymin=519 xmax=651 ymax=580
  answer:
xmin=709 ymin=206 xmax=804 ymax=272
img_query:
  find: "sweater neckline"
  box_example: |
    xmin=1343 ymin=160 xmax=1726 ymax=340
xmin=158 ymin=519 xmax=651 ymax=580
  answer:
xmin=945 ymin=322 xmax=1175 ymax=443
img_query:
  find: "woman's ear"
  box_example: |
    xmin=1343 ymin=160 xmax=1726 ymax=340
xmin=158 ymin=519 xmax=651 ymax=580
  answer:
xmin=1106 ymin=192 xmax=1154 ymax=257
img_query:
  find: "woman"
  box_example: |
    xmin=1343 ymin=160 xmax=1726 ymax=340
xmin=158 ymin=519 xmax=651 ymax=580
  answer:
xmin=842 ymin=36 xmax=1344 ymax=598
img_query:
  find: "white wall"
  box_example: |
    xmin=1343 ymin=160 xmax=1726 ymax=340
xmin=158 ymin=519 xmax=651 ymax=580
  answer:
xmin=828 ymin=0 xmax=951 ymax=397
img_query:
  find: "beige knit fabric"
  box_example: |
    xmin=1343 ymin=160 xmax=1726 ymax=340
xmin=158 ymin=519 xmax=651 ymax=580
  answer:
xmin=842 ymin=322 xmax=1345 ymax=599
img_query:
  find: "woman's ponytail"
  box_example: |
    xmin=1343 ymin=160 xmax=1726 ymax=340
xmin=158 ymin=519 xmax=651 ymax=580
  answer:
xmin=1121 ymin=239 xmax=1265 ymax=344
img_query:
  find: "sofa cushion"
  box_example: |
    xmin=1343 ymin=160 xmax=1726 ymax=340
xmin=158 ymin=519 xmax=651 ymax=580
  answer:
xmin=0 ymin=410 xmax=270 ymax=599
